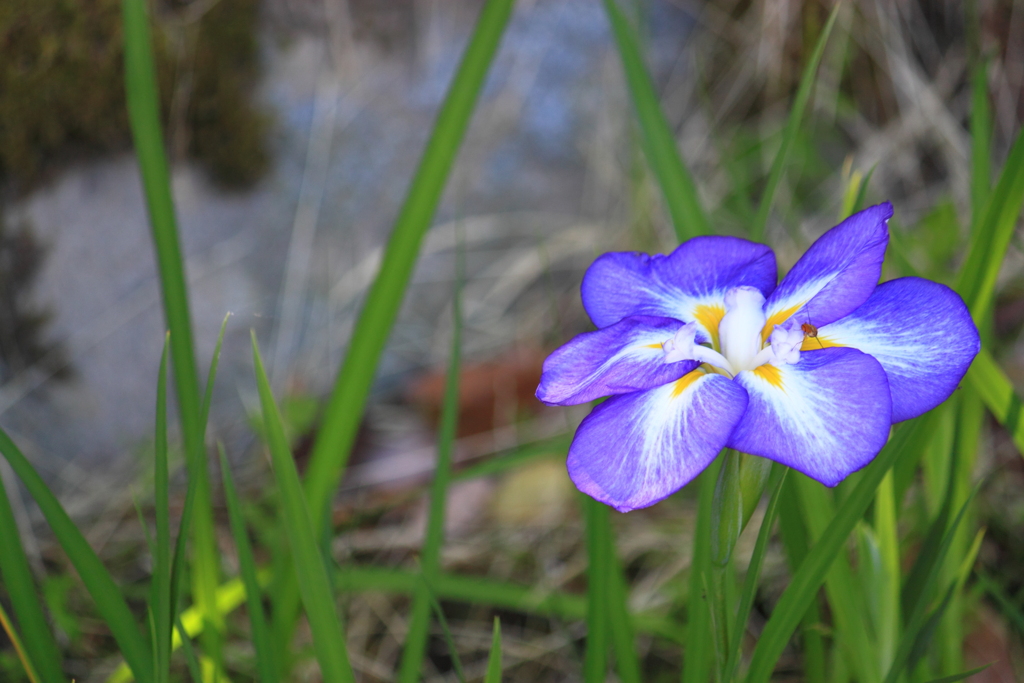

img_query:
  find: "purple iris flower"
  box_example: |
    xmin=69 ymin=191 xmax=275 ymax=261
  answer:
xmin=536 ymin=203 xmax=980 ymax=512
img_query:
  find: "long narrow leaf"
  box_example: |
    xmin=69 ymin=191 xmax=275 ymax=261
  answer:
xmin=0 ymin=469 xmax=63 ymax=683
xmin=683 ymin=457 xmax=722 ymax=683
xmin=744 ymin=413 xmax=934 ymax=683
xmin=606 ymin=523 xmax=641 ymax=683
xmin=399 ymin=245 xmax=464 ymax=682
xmin=252 ymin=334 xmax=354 ymax=683
xmin=485 ymin=617 xmax=502 ymax=683
xmin=122 ymin=0 xmax=220 ymax=661
xmin=151 ymin=339 xmax=171 ymax=683
xmin=219 ymin=445 xmax=278 ymax=683
xmin=0 ymin=428 xmax=153 ymax=683
xmin=302 ymin=0 xmax=515 ymax=530
xmin=968 ymin=348 xmax=1024 ymax=457
xmin=724 ymin=464 xmax=787 ymax=682
xmin=0 ymin=600 xmax=42 ymax=683
xmin=583 ymin=496 xmax=610 ymax=682
xmin=601 ymin=0 xmax=709 ymax=240
xmin=750 ymin=3 xmax=840 ymax=241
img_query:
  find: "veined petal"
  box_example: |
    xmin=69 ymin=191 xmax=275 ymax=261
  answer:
xmin=567 ymin=371 xmax=748 ymax=512
xmin=537 ymin=316 xmax=701 ymax=406
xmin=728 ymin=347 xmax=892 ymax=487
xmin=763 ymin=203 xmax=893 ymax=334
xmin=816 ymin=277 xmax=980 ymax=422
xmin=581 ymin=236 xmax=776 ymax=344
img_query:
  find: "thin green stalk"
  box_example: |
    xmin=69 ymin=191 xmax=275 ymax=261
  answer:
xmin=750 ymin=3 xmax=840 ymax=241
xmin=252 ymin=334 xmax=354 ymax=683
xmin=683 ymin=457 xmax=723 ymax=683
xmin=399 ymin=245 xmax=464 ymax=682
xmin=151 ymin=340 xmax=171 ymax=683
xmin=744 ymin=413 xmax=934 ymax=683
xmin=0 ymin=428 xmax=153 ymax=683
xmin=606 ymin=523 xmax=641 ymax=683
xmin=219 ymin=445 xmax=278 ymax=683
xmin=583 ymin=496 xmax=610 ymax=682
xmin=601 ymin=0 xmax=709 ymax=240
xmin=484 ymin=617 xmax=502 ymax=683
xmin=122 ymin=0 xmax=220 ymax=665
xmin=0 ymin=600 xmax=43 ymax=683
xmin=302 ymin=0 xmax=516 ymax=531
xmin=0 ymin=470 xmax=64 ymax=683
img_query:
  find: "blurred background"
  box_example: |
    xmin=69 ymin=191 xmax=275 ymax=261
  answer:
xmin=1 ymin=0 xmax=1023 ymax=680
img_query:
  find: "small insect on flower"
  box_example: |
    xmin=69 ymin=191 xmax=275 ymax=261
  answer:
xmin=536 ymin=203 xmax=981 ymax=512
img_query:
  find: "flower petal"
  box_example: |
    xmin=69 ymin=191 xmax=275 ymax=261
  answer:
xmin=581 ymin=236 xmax=777 ymax=344
xmin=728 ymin=347 xmax=892 ymax=487
xmin=763 ymin=203 xmax=893 ymax=333
xmin=536 ymin=316 xmax=702 ymax=406
xmin=814 ymin=277 xmax=980 ymax=422
xmin=567 ymin=371 xmax=749 ymax=512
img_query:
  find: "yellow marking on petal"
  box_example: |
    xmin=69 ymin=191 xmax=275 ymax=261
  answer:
xmin=800 ymin=335 xmax=844 ymax=351
xmin=753 ymin=363 xmax=785 ymax=390
xmin=644 ymin=342 xmax=663 ymax=350
xmin=761 ymin=302 xmax=805 ymax=343
xmin=670 ymin=369 xmax=705 ymax=398
xmin=692 ymin=304 xmax=726 ymax=350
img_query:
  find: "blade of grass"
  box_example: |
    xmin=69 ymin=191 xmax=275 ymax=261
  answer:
xmin=174 ymin=615 xmax=204 ymax=683
xmin=122 ymin=0 xmax=221 ymax=665
xmin=600 ymin=0 xmax=709 ymax=240
xmin=967 ymin=348 xmax=1024 ymax=457
xmin=0 ymin=428 xmax=153 ymax=683
xmin=0 ymin=600 xmax=43 ymax=683
xmin=252 ymin=333 xmax=354 ymax=683
xmin=606 ymin=522 xmax=641 ymax=683
xmin=485 ymin=617 xmax=502 ymax=683
xmin=151 ymin=339 xmax=171 ymax=683
xmin=0 ymin=473 xmax=63 ymax=683
xmin=219 ymin=445 xmax=278 ymax=683
xmin=970 ymin=61 xmax=992 ymax=228
xmin=750 ymin=2 xmax=840 ymax=241
xmin=924 ymin=663 xmax=993 ymax=683
xmin=976 ymin=572 xmax=1024 ymax=634
xmin=450 ymin=435 xmax=570 ymax=482
xmin=882 ymin=488 xmax=979 ymax=683
xmin=426 ymin=587 xmax=467 ymax=683
xmin=683 ymin=456 xmax=722 ymax=683
xmin=582 ymin=495 xmax=610 ymax=682
xmin=399 ymin=243 xmax=464 ymax=682
xmin=873 ymin=470 xmax=900 ymax=675
xmin=724 ymin=464 xmax=787 ymax=682
xmin=744 ymin=412 xmax=934 ymax=683
xmin=956 ymin=125 xmax=1024 ymax=320
xmin=302 ymin=0 xmax=515 ymax=531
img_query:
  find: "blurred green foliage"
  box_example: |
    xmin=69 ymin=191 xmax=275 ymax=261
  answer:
xmin=0 ymin=0 xmax=267 ymax=191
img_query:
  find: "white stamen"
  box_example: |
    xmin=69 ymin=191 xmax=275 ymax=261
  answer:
xmin=662 ymin=322 xmax=735 ymax=375
xmin=719 ymin=286 xmax=767 ymax=372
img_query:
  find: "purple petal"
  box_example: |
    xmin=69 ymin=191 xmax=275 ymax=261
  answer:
xmin=728 ymin=347 xmax=892 ymax=487
xmin=815 ymin=277 xmax=980 ymax=422
xmin=581 ymin=237 xmax=777 ymax=344
xmin=567 ymin=371 xmax=748 ymax=512
xmin=537 ymin=316 xmax=702 ymax=406
xmin=764 ymin=203 xmax=893 ymax=331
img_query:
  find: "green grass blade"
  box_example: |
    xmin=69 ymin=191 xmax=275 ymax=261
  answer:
xmin=970 ymin=61 xmax=992 ymax=227
xmin=582 ymin=496 xmax=610 ymax=682
xmin=251 ymin=333 xmax=354 ymax=683
xmin=744 ymin=413 xmax=934 ymax=683
xmin=399 ymin=245 xmax=464 ymax=683
xmin=219 ymin=445 xmax=279 ymax=683
xmin=873 ymin=470 xmax=900 ymax=675
xmin=924 ymin=663 xmax=993 ymax=683
xmin=0 ymin=428 xmax=153 ymax=683
xmin=601 ymin=0 xmax=709 ymax=241
xmin=122 ymin=0 xmax=220 ymax=663
xmin=605 ymin=511 xmax=641 ymax=683
xmin=724 ymin=464 xmax=787 ymax=682
xmin=450 ymin=436 xmax=570 ymax=482
xmin=956 ymin=125 xmax=1024 ymax=320
xmin=0 ymin=600 xmax=43 ymax=683
xmin=200 ymin=314 xmax=230 ymax=434
xmin=968 ymin=348 xmax=1024 ymax=457
xmin=151 ymin=339 xmax=171 ymax=683
xmin=976 ymin=572 xmax=1024 ymax=634
xmin=0 ymin=471 xmax=63 ymax=683
xmin=174 ymin=616 xmax=203 ymax=683
xmin=484 ymin=617 xmax=502 ymax=683
xmin=683 ymin=456 xmax=722 ymax=683
xmin=426 ymin=587 xmax=467 ymax=683
xmin=750 ymin=3 xmax=840 ymax=241
xmin=882 ymin=489 xmax=978 ymax=683
xmin=302 ymin=0 xmax=515 ymax=532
